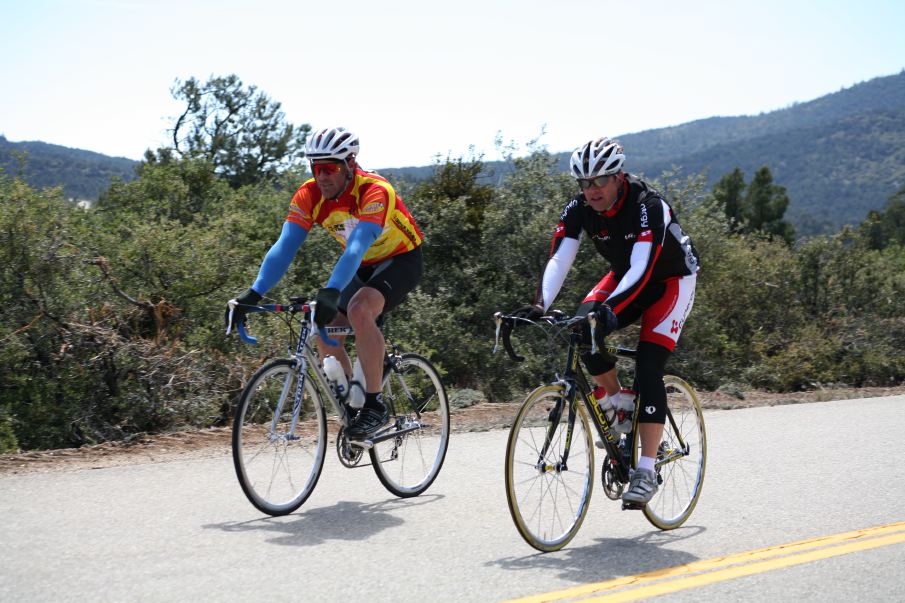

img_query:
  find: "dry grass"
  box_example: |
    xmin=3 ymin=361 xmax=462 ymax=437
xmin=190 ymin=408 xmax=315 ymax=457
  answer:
xmin=2 ymin=385 xmax=903 ymax=476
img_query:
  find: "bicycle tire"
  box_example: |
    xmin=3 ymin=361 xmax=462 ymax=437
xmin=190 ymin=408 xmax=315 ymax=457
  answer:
xmin=632 ymin=375 xmax=707 ymax=529
xmin=232 ymin=358 xmax=327 ymax=515
xmin=505 ymin=384 xmax=595 ymax=552
xmin=369 ymin=353 xmax=450 ymax=497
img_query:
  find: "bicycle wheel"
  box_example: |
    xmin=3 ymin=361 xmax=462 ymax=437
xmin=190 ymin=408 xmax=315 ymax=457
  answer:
xmin=369 ymin=353 xmax=450 ymax=497
xmin=633 ymin=375 xmax=707 ymax=529
xmin=505 ymin=384 xmax=595 ymax=552
xmin=232 ymin=358 xmax=327 ymax=516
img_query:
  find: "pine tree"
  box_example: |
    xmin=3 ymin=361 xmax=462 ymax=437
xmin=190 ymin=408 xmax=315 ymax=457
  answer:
xmin=712 ymin=167 xmax=746 ymax=232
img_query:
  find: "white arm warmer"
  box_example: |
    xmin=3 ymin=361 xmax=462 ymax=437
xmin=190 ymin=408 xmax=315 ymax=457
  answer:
xmin=540 ymin=237 xmax=579 ymax=311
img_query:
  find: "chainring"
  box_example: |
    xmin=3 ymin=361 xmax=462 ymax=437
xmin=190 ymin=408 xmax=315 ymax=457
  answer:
xmin=336 ymin=427 xmax=364 ymax=467
xmin=601 ymin=455 xmax=625 ymax=500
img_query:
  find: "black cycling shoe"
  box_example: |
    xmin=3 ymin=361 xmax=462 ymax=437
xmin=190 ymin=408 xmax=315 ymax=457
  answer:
xmin=345 ymin=404 xmax=390 ymax=440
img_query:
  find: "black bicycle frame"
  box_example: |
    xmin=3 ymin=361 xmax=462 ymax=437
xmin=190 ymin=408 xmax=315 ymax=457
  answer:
xmin=540 ymin=331 xmax=654 ymax=484
xmin=497 ymin=309 xmax=691 ymax=479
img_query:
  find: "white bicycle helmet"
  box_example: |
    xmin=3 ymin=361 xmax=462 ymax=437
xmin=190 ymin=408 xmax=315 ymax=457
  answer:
xmin=305 ymin=127 xmax=360 ymax=161
xmin=569 ymin=137 xmax=625 ymax=179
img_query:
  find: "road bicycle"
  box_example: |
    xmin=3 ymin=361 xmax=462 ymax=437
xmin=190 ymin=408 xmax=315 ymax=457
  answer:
xmin=229 ymin=297 xmax=450 ymax=516
xmin=494 ymin=310 xmax=706 ymax=552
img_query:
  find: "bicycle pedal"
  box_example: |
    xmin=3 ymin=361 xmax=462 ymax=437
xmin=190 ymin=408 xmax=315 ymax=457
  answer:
xmin=348 ymin=439 xmax=373 ymax=450
xmin=621 ymin=501 xmax=646 ymax=511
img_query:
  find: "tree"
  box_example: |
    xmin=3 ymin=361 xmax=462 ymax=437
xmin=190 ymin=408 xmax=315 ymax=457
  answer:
xmin=744 ymin=166 xmax=795 ymax=243
xmin=711 ymin=166 xmax=796 ymax=244
xmin=859 ymin=186 xmax=905 ymax=250
xmin=170 ymin=74 xmax=311 ymax=188
xmin=712 ymin=167 xmax=746 ymax=231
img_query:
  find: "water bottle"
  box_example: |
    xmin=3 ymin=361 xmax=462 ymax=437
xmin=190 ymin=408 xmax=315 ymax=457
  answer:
xmin=323 ymin=356 xmax=348 ymax=399
xmin=593 ymin=386 xmax=618 ymax=427
xmin=347 ymin=359 xmax=366 ymax=409
xmin=611 ymin=388 xmax=636 ymax=434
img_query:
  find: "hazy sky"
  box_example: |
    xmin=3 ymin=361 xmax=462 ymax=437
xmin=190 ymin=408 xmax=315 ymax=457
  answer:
xmin=2 ymin=0 xmax=904 ymax=169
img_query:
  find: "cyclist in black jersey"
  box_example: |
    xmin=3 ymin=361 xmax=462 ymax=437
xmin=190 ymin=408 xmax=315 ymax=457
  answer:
xmin=512 ymin=137 xmax=700 ymax=505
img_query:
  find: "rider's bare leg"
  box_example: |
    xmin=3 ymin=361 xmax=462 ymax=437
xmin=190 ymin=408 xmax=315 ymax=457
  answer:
xmin=591 ymin=369 xmax=620 ymax=397
xmin=345 ymin=287 xmax=386 ymax=394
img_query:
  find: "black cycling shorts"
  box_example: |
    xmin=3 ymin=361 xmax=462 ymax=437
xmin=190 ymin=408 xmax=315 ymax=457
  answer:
xmin=338 ymin=245 xmax=423 ymax=315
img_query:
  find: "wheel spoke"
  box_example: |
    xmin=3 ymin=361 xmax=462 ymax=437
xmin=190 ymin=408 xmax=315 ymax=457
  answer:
xmin=370 ymin=354 xmax=449 ymax=497
xmin=506 ymin=387 xmax=594 ymax=552
xmin=641 ymin=376 xmax=707 ymax=530
xmin=232 ymin=361 xmax=327 ymax=516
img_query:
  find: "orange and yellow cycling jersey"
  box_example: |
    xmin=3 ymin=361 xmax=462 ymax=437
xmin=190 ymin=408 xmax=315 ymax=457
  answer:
xmin=286 ymin=168 xmax=423 ymax=265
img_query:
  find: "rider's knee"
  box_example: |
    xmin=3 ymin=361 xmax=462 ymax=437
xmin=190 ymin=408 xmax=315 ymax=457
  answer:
xmin=636 ymin=342 xmax=670 ymax=382
xmin=580 ymin=350 xmax=616 ymax=376
xmin=346 ymin=289 xmax=384 ymax=326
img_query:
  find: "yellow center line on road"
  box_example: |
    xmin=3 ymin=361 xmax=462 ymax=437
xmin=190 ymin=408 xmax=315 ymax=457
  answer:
xmin=505 ymin=521 xmax=905 ymax=603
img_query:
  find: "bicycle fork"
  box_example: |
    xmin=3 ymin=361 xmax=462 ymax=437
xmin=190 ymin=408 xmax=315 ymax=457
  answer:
xmin=263 ymin=359 xmax=307 ymax=443
xmin=534 ymin=382 xmax=578 ymax=474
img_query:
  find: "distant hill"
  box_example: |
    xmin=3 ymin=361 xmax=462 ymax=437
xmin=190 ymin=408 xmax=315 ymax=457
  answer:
xmin=623 ymin=106 xmax=905 ymax=234
xmin=5 ymin=70 xmax=905 ymax=235
xmin=386 ymin=70 xmax=905 ymax=236
xmin=0 ymin=136 xmax=138 ymax=201
xmin=597 ymin=70 xmax=905 ymax=235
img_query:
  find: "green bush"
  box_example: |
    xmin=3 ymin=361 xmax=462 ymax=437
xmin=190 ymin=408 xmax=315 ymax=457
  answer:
xmin=3 ymin=156 xmax=905 ymax=452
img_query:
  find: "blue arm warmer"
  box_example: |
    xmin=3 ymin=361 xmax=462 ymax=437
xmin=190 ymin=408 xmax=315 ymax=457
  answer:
xmin=326 ymin=221 xmax=382 ymax=291
xmin=251 ymin=221 xmax=308 ymax=295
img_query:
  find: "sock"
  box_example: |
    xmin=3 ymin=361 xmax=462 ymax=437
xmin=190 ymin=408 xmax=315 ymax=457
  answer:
xmin=364 ymin=392 xmax=385 ymax=411
xmin=637 ymin=455 xmax=656 ymax=473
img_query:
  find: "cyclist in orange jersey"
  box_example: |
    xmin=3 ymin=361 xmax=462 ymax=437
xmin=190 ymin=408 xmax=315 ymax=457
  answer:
xmin=227 ymin=127 xmax=424 ymax=439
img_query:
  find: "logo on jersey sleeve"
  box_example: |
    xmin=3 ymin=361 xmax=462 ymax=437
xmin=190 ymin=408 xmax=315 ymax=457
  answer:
xmin=292 ymin=202 xmax=312 ymax=216
xmin=361 ymin=201 xmax=385 ymax=215
xmin=639 ymin=202 xmax=649 ymax=229
xmin=288 ymin=204 xmax=313 ymax=225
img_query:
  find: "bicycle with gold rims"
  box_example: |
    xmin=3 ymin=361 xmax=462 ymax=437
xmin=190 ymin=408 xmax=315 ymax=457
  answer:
xmin=494 ymin=310 xmax=706 ymax=552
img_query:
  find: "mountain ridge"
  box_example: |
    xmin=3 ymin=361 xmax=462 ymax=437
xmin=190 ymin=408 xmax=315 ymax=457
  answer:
xmin=3 ymin=69 xmax=904 ymax=234
xmin=0 ymin=135 xmax=137 ymax=200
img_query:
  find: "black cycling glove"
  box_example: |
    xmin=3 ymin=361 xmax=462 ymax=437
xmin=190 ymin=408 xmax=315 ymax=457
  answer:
xmin=511 ymin=304 xmax=544 ymax=322
xmin=314 ymin=287 xmax=341 ymax=327
xmin=225 ymin=288 xmax=262 ymax=331
xmin=597 ymin=304 xmax=619 ymax=338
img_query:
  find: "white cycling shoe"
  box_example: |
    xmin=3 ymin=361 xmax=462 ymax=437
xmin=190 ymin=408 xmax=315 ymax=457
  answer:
xmin=622 ymin=468 xmax=658 ymax=505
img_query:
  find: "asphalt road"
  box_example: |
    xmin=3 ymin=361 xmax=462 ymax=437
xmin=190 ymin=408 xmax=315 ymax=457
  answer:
xmin=2 ymin=395 xmax=904 ymax=602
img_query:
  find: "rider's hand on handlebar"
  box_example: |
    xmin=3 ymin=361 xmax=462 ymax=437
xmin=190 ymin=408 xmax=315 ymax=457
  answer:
xmin=225 ymin=288 xmax=262 ymax=332
xmin=598 ymin=304 xmax=619 ymax=337
xmin=314 ymin=287 xmax=341 ymax=327
xmin=511 ymin=303 xmax=544 ymax=322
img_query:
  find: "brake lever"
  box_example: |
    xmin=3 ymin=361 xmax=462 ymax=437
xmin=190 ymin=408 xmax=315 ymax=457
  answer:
xmin=493 ymin=312 xmax=503 ymax=354
xmin=309 ymin=301 xmax=340 ymax=346
xmin=237 ymin=321 xmax=258 ymax=345
xmin=226 ymin=299 xmax=238 ymax=335
xmin=492 ymin=312 xmax=525 ymax=362
xmin=588 ymin=311 xmax=598 ymax=354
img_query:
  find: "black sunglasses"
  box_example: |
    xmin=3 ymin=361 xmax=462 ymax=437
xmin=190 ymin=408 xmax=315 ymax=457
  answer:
xmin=577 ymin=175 xmax=612 ymax=190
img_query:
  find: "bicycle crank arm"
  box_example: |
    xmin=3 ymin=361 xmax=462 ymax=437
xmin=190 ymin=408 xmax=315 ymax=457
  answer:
xmin=347 ymin=423 xmax=423 ymax=449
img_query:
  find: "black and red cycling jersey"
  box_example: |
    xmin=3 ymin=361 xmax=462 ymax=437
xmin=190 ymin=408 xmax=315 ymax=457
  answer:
xmin=538 ymin=173 xmax=700 ymax=315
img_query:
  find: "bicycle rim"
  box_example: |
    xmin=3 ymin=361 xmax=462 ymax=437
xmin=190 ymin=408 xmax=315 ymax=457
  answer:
xmin=232 ymin=359 xmax=327 ymax=515
xmin=505 ymin=385 xmax=595 ymax=552
xmin=636 ymin=375 xmax=707 ymax=529
xmin=369 ymin=353 xmax=450 ymax=497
